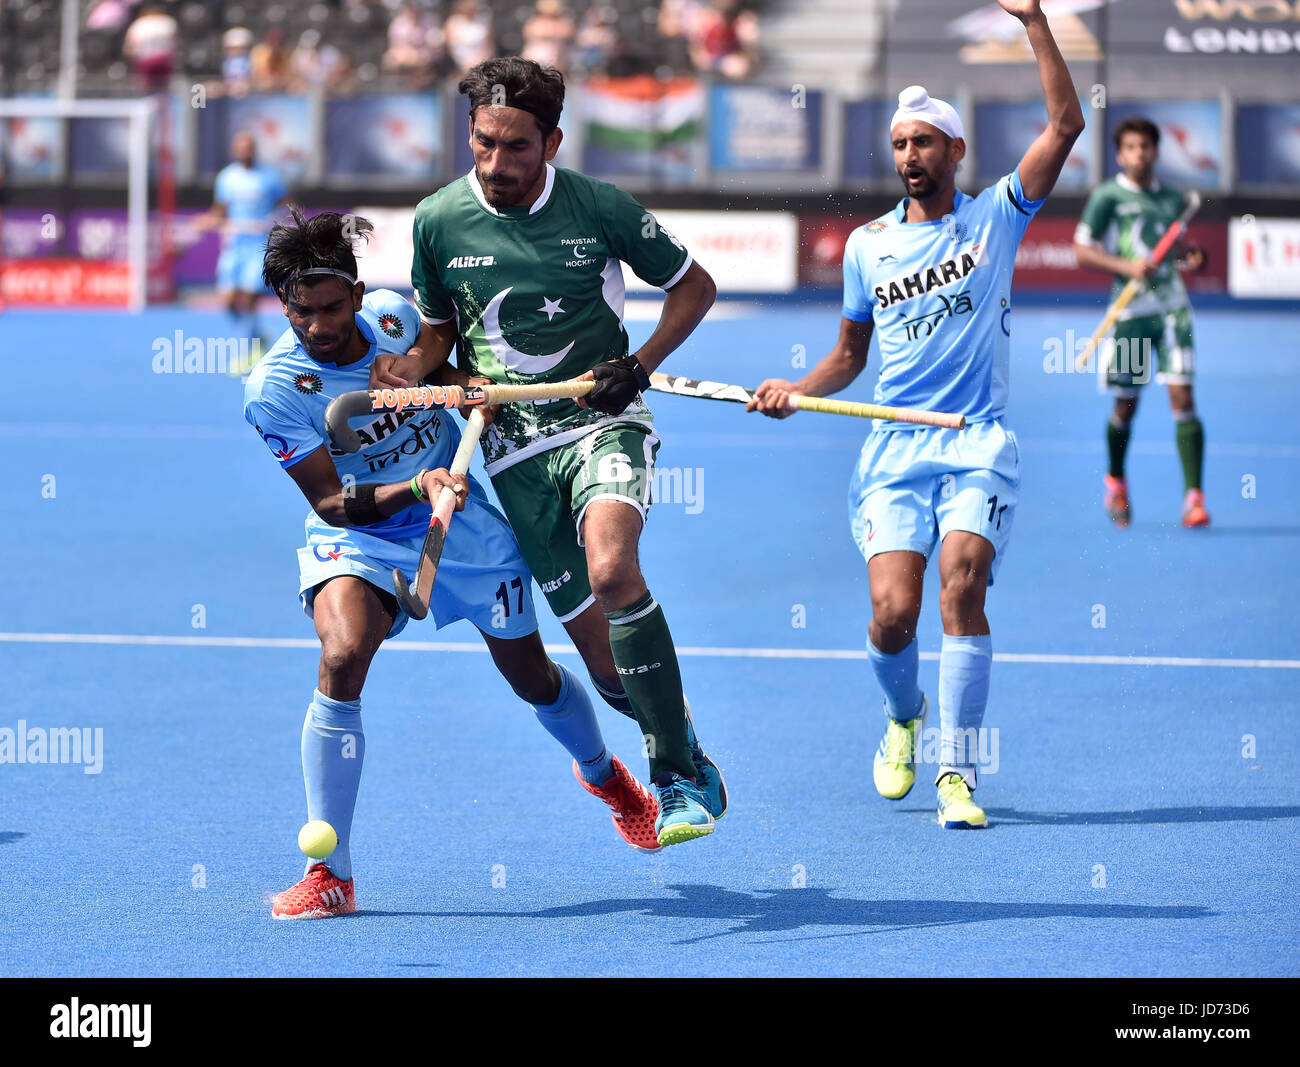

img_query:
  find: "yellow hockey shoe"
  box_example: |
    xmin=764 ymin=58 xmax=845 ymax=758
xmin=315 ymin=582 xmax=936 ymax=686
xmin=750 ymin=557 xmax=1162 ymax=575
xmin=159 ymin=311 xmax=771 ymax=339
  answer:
xmin=936 ymin=772 xmax=988 ymax=829
xmin=872 ymin=696 xmax=928 ymax=800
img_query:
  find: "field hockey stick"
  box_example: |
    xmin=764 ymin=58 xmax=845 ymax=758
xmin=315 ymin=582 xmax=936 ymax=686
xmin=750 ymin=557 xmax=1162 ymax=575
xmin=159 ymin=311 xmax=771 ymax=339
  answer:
xmin=1074 ymin=190 xmax=1202 ymax=372
xmin=393 ymin=407 xmax=486 ymax=621
xmin=326 ymin=379 xmax=595 ymax=452
xmin=648 ymin=372 xmax=966 ymax=429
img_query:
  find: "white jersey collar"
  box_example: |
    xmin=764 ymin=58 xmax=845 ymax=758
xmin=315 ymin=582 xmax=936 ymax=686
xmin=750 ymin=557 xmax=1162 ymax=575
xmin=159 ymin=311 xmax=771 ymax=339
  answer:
xmin=895 ymin=187 xmax=969 ymax=224
xmin=468 ymin=163 xmax=556 ymax=216
xmin=1116 ymin=172 xmax=1160 ymax=194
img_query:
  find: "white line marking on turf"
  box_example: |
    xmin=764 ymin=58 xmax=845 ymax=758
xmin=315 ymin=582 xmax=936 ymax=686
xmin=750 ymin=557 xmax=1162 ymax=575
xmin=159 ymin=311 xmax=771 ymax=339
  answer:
xmin=0 ymin=632 xmax=1296 ymax=668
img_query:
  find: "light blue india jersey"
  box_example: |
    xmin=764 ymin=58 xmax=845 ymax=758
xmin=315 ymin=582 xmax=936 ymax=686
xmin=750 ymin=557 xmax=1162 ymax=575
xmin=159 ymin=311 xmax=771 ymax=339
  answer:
xmin=841 ymin=168 xmax=1044 ymax=427
xmin=214 ymin=162 xmax=286 ymax=247
xmin=244 ymin=288 xmax=461 ymax=539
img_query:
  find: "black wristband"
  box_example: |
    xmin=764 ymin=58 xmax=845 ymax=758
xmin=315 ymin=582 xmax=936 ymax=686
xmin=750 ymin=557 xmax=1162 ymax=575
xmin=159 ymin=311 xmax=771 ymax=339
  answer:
xmin=586 ymin=356 xmax=650 ymax=415
xmin=617 ymin=355 xmax=651 ymax=390
xmin=342 ymin=483 xmax=384 ymax=526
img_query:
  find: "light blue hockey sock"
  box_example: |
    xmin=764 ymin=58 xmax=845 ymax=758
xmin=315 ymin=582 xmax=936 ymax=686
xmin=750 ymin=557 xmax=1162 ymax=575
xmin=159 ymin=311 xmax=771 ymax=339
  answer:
xmin=301 ymin=689 xmax=365 ymax=882
xmin=938 ymin=634 xmax=992 ymax=784
xmin=867 ymin=637 xmax=925 ymax=722
xmin=532 ymin=663 xmax=614 ymax=786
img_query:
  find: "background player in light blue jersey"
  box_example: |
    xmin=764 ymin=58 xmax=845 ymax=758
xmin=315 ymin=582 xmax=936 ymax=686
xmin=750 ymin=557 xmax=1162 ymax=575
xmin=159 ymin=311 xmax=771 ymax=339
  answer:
xmin=749 ymin=0 xmax=1083 ymax=830
xmin=197 ymin=131 xmax=288 ymax=361
xmin=245 ymin=210 xmax=658 ymax=919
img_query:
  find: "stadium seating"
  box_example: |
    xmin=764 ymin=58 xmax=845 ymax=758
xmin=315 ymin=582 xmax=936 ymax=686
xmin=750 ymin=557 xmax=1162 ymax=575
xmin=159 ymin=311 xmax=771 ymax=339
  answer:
xmin=2 ymin=0 xmax=773 ymax=94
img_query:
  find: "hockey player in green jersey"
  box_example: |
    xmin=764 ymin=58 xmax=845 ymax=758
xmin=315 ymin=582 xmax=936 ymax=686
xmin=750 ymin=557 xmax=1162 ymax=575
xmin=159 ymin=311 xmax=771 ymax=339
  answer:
xmin=375 ymin=57 xmax=726 ymax=849
xmin=1074 ymin=116 xmax=1210 ymax=528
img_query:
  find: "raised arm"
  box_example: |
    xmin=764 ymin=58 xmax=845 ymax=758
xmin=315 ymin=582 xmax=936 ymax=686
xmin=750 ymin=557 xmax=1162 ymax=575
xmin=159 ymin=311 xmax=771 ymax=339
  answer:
xmin=1002 ymin=0 xmax=1085 ymax=203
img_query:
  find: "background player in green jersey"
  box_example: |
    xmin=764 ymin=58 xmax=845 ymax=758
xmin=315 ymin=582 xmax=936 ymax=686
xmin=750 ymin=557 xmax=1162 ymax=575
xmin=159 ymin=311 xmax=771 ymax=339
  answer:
xmin=1074 ymin=116 xmax=1210 ymax=528
xmin=374 ymin=57 xmax=726 ymax=848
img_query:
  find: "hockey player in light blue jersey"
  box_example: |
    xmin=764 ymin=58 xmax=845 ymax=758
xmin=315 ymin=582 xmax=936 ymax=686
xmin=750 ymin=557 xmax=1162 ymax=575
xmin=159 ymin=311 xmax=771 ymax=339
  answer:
xmin=246 ymin=210 xmax=660 ymax=919
xmin=749 ymin=0 xmax=1084 ymax=830
xmin=196 ymin=132 xmax=289 ymax=360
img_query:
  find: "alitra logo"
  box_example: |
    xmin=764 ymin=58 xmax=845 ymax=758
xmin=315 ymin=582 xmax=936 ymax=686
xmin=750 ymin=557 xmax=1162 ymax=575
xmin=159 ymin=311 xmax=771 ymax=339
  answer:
xmin=446 ymin=255 xmax=495 ymax=268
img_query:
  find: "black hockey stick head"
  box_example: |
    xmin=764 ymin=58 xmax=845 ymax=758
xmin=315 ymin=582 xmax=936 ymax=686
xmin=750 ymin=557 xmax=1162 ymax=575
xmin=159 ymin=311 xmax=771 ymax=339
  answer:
xmin=325 ymin=391 xmax=377 ymax=453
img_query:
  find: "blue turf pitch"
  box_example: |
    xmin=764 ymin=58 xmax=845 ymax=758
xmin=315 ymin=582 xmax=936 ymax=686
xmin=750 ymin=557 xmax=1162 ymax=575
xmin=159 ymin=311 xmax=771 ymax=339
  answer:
xmin=1 ymin=300 xmax=1297 ymax=976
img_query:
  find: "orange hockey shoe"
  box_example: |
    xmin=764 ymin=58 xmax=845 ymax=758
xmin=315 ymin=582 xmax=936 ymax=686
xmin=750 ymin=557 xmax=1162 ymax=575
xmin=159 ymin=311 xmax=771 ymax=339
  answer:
xmin=271 ymin=864 xmax=355 ymax=920
xmin=573 ymin=755 xmax=661 ymax=852
xmin=1182 ymin=489 xmax=1210 ymax=528
xmin=1104 ymin=474 xmax=1131 ymax=527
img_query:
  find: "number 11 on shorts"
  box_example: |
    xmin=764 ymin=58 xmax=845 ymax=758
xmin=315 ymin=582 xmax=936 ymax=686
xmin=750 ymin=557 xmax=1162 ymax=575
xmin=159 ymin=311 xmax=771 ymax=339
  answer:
xmin=988 ymin=495 xmax=1008 ymax=530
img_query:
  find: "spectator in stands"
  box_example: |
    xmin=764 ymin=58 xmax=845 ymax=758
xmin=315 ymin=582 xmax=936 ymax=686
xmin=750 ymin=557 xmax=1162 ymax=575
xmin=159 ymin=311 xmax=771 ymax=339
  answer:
xmin=659 ymin=0 xmax=708 ymax=43
xmin=444 ymin=0 xmax=494 ymax=77
xmin=573 ymin=5 xmax=617 ymax=75
xmin=222 ymin=27 xmax=254 ymax=97
xmin=522 ymin=0 xmax=576 ymax=74
xmin=122 ymin=3 xmax=178 ymax=92
xmin=87 ymin=0 xmax=138 ymax=34
xmin=384 ymin=2 xmax=443 ymax=86
xmin=251 ymin=26 xmax=294 ymax=93
xmin=689 ymin=0 xmax=758 ymax=80
xmin=293 ymin=29 xmax=352 ymax=93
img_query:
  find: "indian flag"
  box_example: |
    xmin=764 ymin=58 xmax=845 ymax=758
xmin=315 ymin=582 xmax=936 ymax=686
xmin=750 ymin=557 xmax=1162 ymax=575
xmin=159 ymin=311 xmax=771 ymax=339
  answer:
xmin=581 ymin=76 xmax=703 ymax=174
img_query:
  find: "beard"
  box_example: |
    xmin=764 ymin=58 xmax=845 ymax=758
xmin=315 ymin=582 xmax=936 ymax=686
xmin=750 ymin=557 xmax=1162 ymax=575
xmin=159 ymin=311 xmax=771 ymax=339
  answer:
xmin=898 ymin=167 xmax=940 ymax=200
xmin=478 ymin=160 xmax=545 ymax=209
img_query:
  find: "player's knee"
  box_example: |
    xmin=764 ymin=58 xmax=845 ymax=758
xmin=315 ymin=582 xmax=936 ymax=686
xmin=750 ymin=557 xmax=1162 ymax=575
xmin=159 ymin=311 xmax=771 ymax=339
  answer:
xmin=870 ymin=595 xmax=920 ymax=645
xmin=513 ymin=658 xmax=562 ymax=706
xmin=587 ymin=553 xmax=642 ymax=609
xmin=319 ymin=637 xmax=372 ymax=685
xmin=939 ymin=565 xmax=988 ymax=621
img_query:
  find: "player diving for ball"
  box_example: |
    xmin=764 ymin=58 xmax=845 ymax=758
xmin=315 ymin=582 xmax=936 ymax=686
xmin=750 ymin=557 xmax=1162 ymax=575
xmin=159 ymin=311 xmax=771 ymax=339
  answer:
xmin=749 ymin=0 xmax=1083 ymax=828
xmin=372 ymin=57 xmax=727 ymax=849
xmin=247 ymin=209 xmax=666 ymax=920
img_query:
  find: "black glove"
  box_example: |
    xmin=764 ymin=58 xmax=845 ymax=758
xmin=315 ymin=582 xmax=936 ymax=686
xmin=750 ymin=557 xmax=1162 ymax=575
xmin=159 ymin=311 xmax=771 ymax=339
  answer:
xmin=586 ymin=356 xmax=651 ymax=415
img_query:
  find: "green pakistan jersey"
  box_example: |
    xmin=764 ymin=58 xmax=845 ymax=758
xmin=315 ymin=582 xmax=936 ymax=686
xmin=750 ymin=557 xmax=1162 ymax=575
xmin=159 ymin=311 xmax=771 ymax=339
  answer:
xmin=1075 ymin=173 xmax=1191 ymax=320
xmin=411 ymin=164 xmax=691 ymax=475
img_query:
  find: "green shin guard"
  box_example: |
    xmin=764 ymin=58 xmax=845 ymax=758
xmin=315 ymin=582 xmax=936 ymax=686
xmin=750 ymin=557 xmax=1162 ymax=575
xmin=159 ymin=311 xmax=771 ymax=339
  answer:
xmin=605 ymin=590 xmax=695 ymax=781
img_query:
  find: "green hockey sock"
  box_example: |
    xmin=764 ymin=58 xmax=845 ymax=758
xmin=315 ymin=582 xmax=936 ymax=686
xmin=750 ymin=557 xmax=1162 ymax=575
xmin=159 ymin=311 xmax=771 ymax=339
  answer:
xmin=605 ymin=590 xmax=694 ymax=781
xmin=1107 ymin=418 xmax=1131 ymax=480
xmin=1176 ymin=416 xmax=1204 ymax=492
